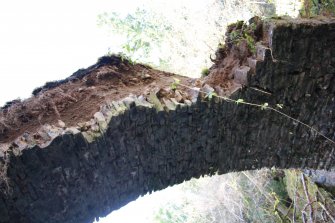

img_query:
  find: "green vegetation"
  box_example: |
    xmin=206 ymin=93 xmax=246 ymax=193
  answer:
xmin=98 ymin=8 xmax=172 ymax=65
xmin=170 ymin=78 xmax=180 ymax=90
xmin=118 ymin=52 xmax=136 ymax=65
xmin=97 ymin=0 xmax=281 ymax=77
xmin=154 ymin=204 xmax=189 ymax=223
xmin=245 ymin=33 xmax=256 ymax=54
xmin=227 ymin=20 xmax=258 ymax=54
xmin=98 ymin=5 xmax=214 ymax=75
xmin=300 ymin=0 xmax=335 ymax=17
xmin=201 ymin=68 xmax=210 ymax=77
xmin=152 ymin=170 xmax=335 ymax=223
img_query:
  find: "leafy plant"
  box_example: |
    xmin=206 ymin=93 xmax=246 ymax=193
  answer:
xmin=276 ymin=104 xmax=284 ymax=109
xmin=205 ymin=92 xmax=217 ymax=100
xmin=261 ymin=102 xmax=269 ymax=110
xmin=229 ymin=30 xmax=240 ymax=43
xmin=171 ymin=78 xmax=180 ymax=90
xmin=227 ymin=21 xmax=257 ymax=54
xmin=236 ymin=98 xmax=244 ymax=104
xmin=300 ymin=0 xmax=335 ymax=17
xmin=116 ymin=52 xmax=135 ymax=65
xmin=244 ymin=33 xmax=256 ymax=54
xmin=201 ymin=68 xmax=210 ymax=77
xmin=98 ymin=8 xmax=172 ymax=65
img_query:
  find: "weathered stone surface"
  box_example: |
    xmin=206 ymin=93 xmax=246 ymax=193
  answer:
xmin=57 ymin=120 xmax=66 ymax=128
xmin=233 ymin=66 xmax=250 ymax=85
xmin=0 ymin=18 xmax=334 ymax=223
xmin=147 ymin=92 xmax=164 ymax=111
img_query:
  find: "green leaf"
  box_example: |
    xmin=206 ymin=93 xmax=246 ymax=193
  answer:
xmin=173 ymin=78 xmax=180 ymax=85
xmin=170 ymin=78 xmax=180 ymax=90
xmin=171 ymin=83 xmax=177 ymax=90
xmin=236 ymin=98 xmax=244 ymax=104
xmin=261 ymin=102 xmax=269 ymax=110
xmin=276 ymin=104 xmax=283 ymax=109
xmin=205 ymin=92 xmax=217 ymax=99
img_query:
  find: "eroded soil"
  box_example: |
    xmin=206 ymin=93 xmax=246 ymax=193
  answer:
xmin=0 ymin=56 xmax=190 ymax=143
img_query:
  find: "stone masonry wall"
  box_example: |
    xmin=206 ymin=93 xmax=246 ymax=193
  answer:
xmin=0 ymin=18 xmax=334 ymax=223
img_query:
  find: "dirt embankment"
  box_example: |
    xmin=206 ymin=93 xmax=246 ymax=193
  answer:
xmin=0 ymin=55 xmax=192 ymax=144
xmin=0 ymin=17 xmax=266 ymax=146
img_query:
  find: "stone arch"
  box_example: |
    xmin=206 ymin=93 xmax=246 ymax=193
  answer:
xmin=0 ymin=18 xmax=335 ymax=223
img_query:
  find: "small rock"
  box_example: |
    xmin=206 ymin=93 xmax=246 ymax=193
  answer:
xmin=122 ymin=97 xmax=135 ymax=109
xmin=94 ymin=112 xmax=107 ymax=130
xmin=170 ymin=98 xmax=180 ymax=106
xmin=142 ymin=73 xmax=151 ymax=79
xmin=194 ymin=79 xmax=203 ymax=88
xmin=85 ymin=121 xmax=93 ymax=128
xmin=45 ymin=124 xmax=63 ymax=137
xmin=175 ymin=90 xmax=183 ymax=102
xmin=57 ymin=120 xmax=66 ymax=128
xmin=162 ymin=98 xmax=176 ymax=111
xmin=64 ymin=127 xmax=80 ymax=135
xmin=94 ymin=112 xmax=105 ymax=123
xmin=22 ymin=132 xmax=30 ymax=141
xmin=233 ymin=66 xmax=250 ymax=85
xmin=214 ymin=86 xmax=225 ymax=96
xmin=37 ymin=130 xmax=51 ymax=141
xmin=247 ymin=58 xmax=257 ymax=74
xmin=91 ymin=123 xmax=100 ymax=132
xmin=138 ymin=95 xmax=145 ymax=101
xmin=157 ymin=87 xmax=170 ymax=98
xmin=77 ymin=122 xmax=88 ymax=131
xmin=202 ymin=84 xmax=215 ymax=94
xmin=256 ymin=43 xmax=270 ymax=61
xmin=184 ymin=100 xmax=192 ymax=106
xmin=135 ymin=96 xmax=153 ymax=108
xmin=188 ymin=87 xmax=200 ymax=102
xmin=148 ymin=92 xmax=164 ymax=111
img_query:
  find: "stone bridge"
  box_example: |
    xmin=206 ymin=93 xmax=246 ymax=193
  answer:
xmin=0 ymin=18 xmax=335 ymax=223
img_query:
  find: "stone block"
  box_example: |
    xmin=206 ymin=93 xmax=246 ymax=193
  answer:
xmin=256 ymin=43 xmax=271 ymax=61
xmin=233 ymin=66 xmax=250 ymax=85
xmin=162 ymin=98 xmax=176 ymax=111
xmin=247 ymin=58 xmax=257 ymax=74
xmin=94 ymin=112 xmax=107 ymax=131
xmin=147 ymin=92 xmax=164 ymax=111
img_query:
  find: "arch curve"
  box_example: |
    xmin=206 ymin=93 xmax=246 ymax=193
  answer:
xmin=0 ymin=18 xmax=335 ymax=223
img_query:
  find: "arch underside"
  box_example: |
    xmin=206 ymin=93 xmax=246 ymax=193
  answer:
xmin=0 ymin=18 xmax=335 ymax=223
